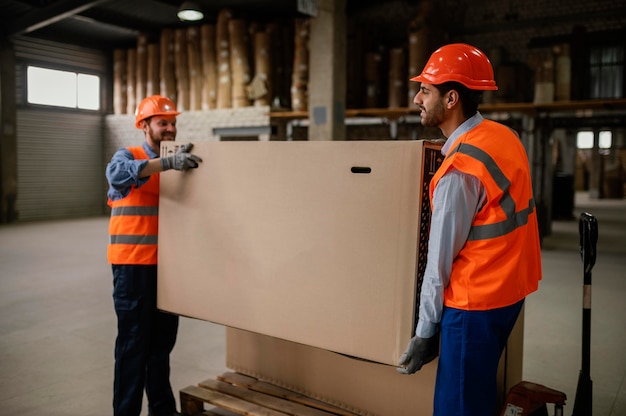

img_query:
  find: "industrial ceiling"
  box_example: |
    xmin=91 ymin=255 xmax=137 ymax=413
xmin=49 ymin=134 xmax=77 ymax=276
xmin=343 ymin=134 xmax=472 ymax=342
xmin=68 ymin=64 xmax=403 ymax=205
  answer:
xmin=0 ymin=0 xmax=388 ymax=50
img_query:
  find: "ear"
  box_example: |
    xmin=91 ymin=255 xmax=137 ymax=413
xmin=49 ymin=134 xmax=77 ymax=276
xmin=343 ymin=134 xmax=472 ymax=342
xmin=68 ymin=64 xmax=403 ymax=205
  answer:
xmin=446 ymin=90 xmax=458 ymax=108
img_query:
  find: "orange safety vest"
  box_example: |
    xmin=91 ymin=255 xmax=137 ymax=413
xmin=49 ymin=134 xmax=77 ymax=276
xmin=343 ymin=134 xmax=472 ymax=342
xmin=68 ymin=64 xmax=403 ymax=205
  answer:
xmin=430 ymin=119 xmax=542 ymax=310
xmin=107 ymin=146 xmax=159 ymax=265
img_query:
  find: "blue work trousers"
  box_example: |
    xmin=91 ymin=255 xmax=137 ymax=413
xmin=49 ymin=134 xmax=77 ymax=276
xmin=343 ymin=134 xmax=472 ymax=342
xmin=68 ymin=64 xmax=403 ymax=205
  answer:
xmin=112 ymin=264 xmax=179 ymax=416
xmin=434 ymin=300 xmax=524 ymax=416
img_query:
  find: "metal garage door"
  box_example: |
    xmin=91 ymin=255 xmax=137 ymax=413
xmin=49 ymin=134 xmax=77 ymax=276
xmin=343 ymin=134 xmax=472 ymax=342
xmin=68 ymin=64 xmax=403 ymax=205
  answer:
xmin=16 ymin=109 xmax=105 ymax=221
xmin=14 ymin=37 xmax=107 ymax=221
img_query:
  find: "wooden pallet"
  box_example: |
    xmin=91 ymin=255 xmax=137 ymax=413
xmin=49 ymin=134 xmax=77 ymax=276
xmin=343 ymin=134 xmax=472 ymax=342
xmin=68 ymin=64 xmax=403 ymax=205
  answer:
xmin=180 ymin=372 xmax=360 ymax=416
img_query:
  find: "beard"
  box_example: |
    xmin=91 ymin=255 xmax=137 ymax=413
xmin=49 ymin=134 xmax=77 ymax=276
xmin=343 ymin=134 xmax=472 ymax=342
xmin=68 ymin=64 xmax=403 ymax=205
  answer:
xmin=420 ymin=98 xmax=446 ymax=128
xmin=147 ymin=125 xmax=176 ymax=143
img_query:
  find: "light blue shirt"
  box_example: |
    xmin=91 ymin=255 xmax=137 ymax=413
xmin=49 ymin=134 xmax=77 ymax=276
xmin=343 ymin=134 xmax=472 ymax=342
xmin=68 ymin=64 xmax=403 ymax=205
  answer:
xmin=415 ymin=112 xmax=487 ymax=338
xmin=105 ymin=141 xmax=157 ymax=202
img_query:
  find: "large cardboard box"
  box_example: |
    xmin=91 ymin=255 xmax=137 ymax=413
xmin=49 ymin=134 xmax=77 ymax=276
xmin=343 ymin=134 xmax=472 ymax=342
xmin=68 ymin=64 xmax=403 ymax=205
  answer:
xmin=226 ymin=327 xmax=438 ymax=416
xmin=158 ymin=140 xmax=443 ymax=365
xmin=226 ymin=318 xmax=524 ymax=416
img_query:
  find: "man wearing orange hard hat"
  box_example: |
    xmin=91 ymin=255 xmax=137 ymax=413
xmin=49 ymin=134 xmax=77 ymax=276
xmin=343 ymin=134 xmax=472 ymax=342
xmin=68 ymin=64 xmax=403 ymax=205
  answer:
xmin=397 ymin=44 xmax=542 ymax=416
xmin=106 ymin=95 xmax=202 ymax=416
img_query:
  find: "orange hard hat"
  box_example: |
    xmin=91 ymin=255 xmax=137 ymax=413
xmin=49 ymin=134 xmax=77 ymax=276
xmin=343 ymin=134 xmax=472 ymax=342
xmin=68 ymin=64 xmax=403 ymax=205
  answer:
xmin=135 ymin=95 xmax=181 ymax=129
xmin=410 ymin=43 xmax=498 ymax=91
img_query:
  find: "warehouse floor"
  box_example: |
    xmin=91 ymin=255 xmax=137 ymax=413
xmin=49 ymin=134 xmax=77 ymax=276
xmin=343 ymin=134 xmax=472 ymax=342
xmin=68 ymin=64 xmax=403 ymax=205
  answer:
xmin=0 ymin=191 xmax=624 ymax=416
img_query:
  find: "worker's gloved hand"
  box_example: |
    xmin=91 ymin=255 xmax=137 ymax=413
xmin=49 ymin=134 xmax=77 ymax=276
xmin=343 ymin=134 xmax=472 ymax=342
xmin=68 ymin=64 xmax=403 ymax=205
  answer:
xmin=396 ymin=331 xmax=440 ymax=374
xmin=161 ymin=143 xmax=202 ymax=171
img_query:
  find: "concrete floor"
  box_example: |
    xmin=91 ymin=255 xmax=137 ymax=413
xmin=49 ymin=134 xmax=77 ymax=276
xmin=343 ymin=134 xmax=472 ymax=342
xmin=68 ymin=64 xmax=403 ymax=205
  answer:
xmin=0 ymin=191 xmax=624 ymax=416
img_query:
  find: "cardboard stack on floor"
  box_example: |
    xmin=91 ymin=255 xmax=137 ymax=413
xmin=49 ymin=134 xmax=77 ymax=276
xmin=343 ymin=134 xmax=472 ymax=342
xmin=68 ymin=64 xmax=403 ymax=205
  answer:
xmin=158 ymin=140 xmax=523 ymax=415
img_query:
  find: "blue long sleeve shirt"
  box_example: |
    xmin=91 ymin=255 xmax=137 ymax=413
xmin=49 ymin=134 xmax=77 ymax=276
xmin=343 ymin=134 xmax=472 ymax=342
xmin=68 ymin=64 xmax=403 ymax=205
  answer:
xmin=105 ymin=141 xmax=157 ymax=202
xmin=416 ymin=112 xmax=488 ymax=338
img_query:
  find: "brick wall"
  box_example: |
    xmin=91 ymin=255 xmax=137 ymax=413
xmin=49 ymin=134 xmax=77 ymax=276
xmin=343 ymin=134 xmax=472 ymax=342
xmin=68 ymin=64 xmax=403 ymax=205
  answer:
xmin=104 ymin=106 xmax=271 ymax=160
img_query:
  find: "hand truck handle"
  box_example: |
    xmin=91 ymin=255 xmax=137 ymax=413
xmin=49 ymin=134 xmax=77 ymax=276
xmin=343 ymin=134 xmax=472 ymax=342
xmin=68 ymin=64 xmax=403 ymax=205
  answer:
xmin=579 ymin=212 xmax=597 ymax=275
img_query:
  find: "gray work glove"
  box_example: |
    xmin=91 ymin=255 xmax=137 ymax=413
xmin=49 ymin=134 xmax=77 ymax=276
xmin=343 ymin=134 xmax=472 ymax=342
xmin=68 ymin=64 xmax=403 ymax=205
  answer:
xmin=161 ymin=143 xmax=202 ymax=171
xmin=396 ymin=331 xmax=440 ymax=374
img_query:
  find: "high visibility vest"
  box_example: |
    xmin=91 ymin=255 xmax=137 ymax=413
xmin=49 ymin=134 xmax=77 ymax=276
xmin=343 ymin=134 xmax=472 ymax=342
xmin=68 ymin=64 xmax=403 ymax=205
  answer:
xmin=430 ymin=119 xmax=542 ymax=310
xmin=107 ymin=146 xmax=159 ymax=265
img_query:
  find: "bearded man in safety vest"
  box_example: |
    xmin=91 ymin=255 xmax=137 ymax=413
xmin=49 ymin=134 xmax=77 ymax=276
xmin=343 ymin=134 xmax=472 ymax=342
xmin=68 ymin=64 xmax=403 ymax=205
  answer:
xmin=397 ymin=44 xmax=542 ymax=416
xmin=106 ymin=95 xmax=202 ymax=416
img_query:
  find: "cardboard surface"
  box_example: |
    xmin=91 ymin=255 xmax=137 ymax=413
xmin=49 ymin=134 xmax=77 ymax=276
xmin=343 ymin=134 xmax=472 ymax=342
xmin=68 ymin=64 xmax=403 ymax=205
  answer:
xmin=158 ymin=140 xmax=442 ymax=365
xmin=226 ymin=321 xmax=523 ymax=416
xmin=226 ymin=327 xmax=438 ymax=416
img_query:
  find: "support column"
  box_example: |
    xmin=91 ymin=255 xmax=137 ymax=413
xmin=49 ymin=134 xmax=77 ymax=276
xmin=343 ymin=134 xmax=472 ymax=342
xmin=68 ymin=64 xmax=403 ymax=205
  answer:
xmin=308 ymin=0 xmax=346 ymax=141
xmin=0 ymin=38 xmax=18 ymax=223
xmin=588 ymin=131 xmax=603 ymax=199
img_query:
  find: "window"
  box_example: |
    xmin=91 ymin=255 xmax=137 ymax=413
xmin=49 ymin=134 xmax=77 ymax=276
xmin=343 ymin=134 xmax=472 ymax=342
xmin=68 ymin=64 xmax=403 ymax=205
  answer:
xmin=576 ymin=131 xmax=594 ymax=149
xmin=598 ymin=131 xmax=612 ymax=149
xmin=27 ymin=66 xmax=100 ymax=110
xmin=589 ymin=45 xmax=624 ymax=99
xmin=576 ymin=130 xmax=612 ymax=150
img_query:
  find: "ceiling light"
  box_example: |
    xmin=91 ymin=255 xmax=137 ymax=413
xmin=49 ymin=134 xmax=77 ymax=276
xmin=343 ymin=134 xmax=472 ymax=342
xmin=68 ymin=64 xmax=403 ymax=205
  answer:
xmin=177 ymin=1 xmax=204 ymax=21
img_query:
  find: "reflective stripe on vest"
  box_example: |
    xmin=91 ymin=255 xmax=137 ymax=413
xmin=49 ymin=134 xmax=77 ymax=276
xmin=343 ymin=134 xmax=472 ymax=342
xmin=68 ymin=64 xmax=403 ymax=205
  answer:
xmin=448 ymin=142 xmax=536 ymax=241
xmin=110 ymin=206 xmax=159 ymax=216
xmin=107 ymin=146 xmax=160 ymax=265
xmin=109 ymin=234 xmax=159 ymax=245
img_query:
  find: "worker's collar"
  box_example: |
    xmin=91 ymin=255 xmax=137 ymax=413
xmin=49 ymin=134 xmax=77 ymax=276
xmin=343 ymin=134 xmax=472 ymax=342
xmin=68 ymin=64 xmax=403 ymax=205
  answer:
xmin=441 ymin=112 xmax=484 ymax=156
xmin=143 ymin=141 xmax=159 ymax=159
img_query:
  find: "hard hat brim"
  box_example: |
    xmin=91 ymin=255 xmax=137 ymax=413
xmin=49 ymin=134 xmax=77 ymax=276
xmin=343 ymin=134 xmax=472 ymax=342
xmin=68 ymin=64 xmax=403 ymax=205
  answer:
xmin=410 ymin=74 xmax=498 ymax=91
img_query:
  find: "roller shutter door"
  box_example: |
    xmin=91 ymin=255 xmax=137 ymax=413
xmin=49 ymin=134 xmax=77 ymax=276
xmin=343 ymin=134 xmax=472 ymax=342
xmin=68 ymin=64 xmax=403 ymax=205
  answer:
xmin=16 ymin=110 xmax=104 ymax=221
xmin=14 ymin=37 xmax=107 ymax=221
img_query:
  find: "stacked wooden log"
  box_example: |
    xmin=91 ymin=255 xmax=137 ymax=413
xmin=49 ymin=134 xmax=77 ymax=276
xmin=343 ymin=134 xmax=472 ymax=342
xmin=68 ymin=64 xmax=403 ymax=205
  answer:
xmin=229 ymin=19 xmax=251 ymax=108
xmin=159 ymin=28 xmax=177 ymax=104
xmin=200 ymin=24 xmax=217 ymax=110
xmin=216 ymin=9 xmax=233 ymax=109
xmin=388 ymin=48 xmax=405 ymax=108
xmin=187 ymin=26 xmax=203 ymax=111
xmin=290 ymin=18 xmax=309 ymax=112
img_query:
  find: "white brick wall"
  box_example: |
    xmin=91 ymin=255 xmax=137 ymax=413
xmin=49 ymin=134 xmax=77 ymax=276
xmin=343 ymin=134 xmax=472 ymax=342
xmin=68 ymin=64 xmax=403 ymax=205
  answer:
xmin=104 ymin=106 xmax=271 ymax=160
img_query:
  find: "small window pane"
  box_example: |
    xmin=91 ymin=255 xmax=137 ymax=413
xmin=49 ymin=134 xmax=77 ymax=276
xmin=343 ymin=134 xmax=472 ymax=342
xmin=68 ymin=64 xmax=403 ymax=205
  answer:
xmin=27 ymin=66 xmax=76 ymax=108
xmin=589 ymin=45 xmax=624 ymax=99
xmin=599 ymin=131 xmax=612 ymax=149
xmin=77 ymin=74 xmax=100 ymax=110
xmin=576 ymin=131 xmax=594 ymax=149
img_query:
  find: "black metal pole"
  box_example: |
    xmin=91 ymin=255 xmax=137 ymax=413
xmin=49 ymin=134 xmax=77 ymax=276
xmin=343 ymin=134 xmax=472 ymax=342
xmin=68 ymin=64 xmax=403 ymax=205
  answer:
xmin=572 ymin=212 xmax=597 ymax=416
